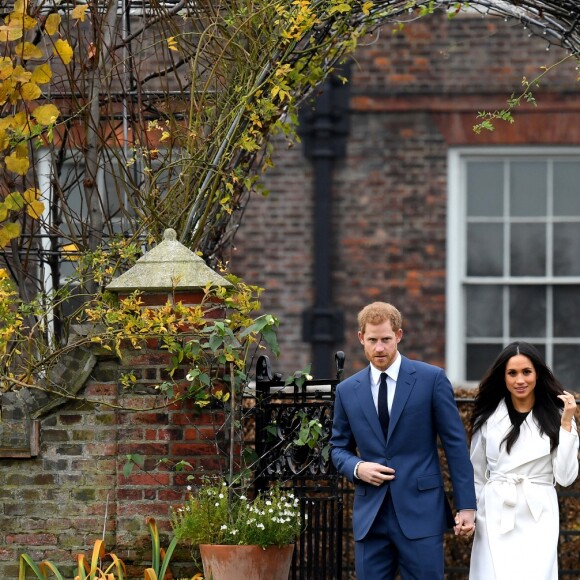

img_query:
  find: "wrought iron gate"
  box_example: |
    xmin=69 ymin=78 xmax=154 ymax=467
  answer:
xmin=253 ymin=352 xmax=345 ymax=580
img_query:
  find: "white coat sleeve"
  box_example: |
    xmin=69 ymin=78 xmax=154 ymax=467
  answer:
xmin=470 ymin=423 xmax=488 ymax=502
xmin=553 ymin=417 xmax=579 ymax=487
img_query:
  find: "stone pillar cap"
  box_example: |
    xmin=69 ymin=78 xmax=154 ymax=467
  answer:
xmin=106 ymin=228 xmax=232 ymax=292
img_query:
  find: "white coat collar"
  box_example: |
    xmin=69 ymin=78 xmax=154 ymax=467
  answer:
xmin=489 ymin=399 xmax=551 ymax=471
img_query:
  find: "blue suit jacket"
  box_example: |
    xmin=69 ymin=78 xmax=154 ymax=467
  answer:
xmin=330 ymin=356 xmax=476 ymax=541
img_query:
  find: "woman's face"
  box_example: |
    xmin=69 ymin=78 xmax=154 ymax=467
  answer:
xmin=504 ymin=354 xmax=537 ymax=411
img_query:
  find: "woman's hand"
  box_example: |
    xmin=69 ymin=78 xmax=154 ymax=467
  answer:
xmin=558 ymin=390 xmax=578 ymax=432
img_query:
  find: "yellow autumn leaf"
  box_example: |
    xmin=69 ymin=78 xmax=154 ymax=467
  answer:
xmin=12 ymin=111 xmax=28 ymax=128
xmin=15 ymin=41 xmax=44 ymax=61
xmin=5 ymin=151 xmax=29 ymax=176
xmin=61 ymin=243 xmax=79 ymax=261
xmin=0 ymin=222 xmax=21 ymax=248
xmin=12 ymin=65 xmax=32 ymax=83
xmin=0 ymin=58 xmax=13 ymax=80
xmin=5 ymin=9 xmax=37 ymax=30
xmin=32 ymin=103 xmax=59 ymax=125
xmin=328 ymin=3 xmax=352 ymax=14
xmin=31 ymin=63 xmax=52 ymax=84
xmin=13 ymin=0 xmax=26 ymax=14
xmin=0 ymin=80 xmax=13 ymax=106
xmin=0 ymin=202 xmax=7 ymax=222
xmin=9 ymin=112 xmax=30 ymax=135
xmin=72 ymin=5 xmax=89 ymax=22
xmin=0 ymin=117 xmax=10 ymax=149
xmin=0 ymin=23 xmax=23 ymax=43
xmin=26 ymin=199 xmax=44 ymax=219
xmin=20 ymin=81 xmax=42 ymax=101
xmin=53 ymin=39 xmax=73 ymax=65
xmin=22 ymin=187 xmax=40 ymax=203
xmin=167 ymin=37 xmax=178 ymax=52
xmin=45 ymin=13 xmax=61 ymax=36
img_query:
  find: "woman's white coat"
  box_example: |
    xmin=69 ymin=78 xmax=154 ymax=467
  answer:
xmin=469 ymin=400 xmax=578 ymax=580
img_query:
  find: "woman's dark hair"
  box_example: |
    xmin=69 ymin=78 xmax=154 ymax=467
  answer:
xmin=470 ymin=341 xmax=564 ymax=452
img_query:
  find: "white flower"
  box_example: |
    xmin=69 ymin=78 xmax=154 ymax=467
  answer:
xmin=215 ymin=502 xmax=219 ymax=507
xmin=220 ymin=524 xmax=227 ymax=530
xmin=187 ymin=485 xmax=192 ymax=491
xmin=257 ymin=523 xmax=265 ymax=530
xmin=219 ymin=493 xmax=224 ymax=499
xmin=240 ymin=495 xmax=247 ymax=500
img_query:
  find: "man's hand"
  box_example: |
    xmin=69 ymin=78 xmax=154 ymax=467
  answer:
xmin=356 ymin=462 xmax=395 ymax=486
xmin=454 ymin=510 xmax=476 ymax=537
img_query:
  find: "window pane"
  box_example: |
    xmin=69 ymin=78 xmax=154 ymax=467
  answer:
xmin=553 ymin=345 xmax=580 ymax=390
xmin=554 ymin=286 xmax=580 ymax=337
xmin=554 ymin=162 xmax=580 ymax=217
xmin=466 ymin=161 xmax=503 ymax=217
xmin=510 ymin=223 xmax=545 ymax=276
xmin=554 ymin=224 xmax=580 ymax=276
xmin=509 ymin=285 xmax=546 ymax=337
xmin=467 ymin=223 xmax=503 ymax=276
xmin=466 ymin=344 xmax=503 ymax=382
xmin=510 ymin=161 xmax=546 ymax=217
xmin=466 ymin=285 xmax=502 ymax=337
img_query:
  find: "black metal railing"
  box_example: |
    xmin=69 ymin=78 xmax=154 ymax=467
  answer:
xmin=253 ymin=352 xmax=345 ymax=580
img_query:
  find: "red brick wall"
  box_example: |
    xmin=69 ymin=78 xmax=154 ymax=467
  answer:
xmin=0 ymin=349 xmax=214 ymax=579
xmin=231 ymin=11 xmax=580 ymax=380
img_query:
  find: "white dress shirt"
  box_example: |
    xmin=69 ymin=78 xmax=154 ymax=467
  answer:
xmin=354 ymin=353 xmax=402 ymax=480
xmin=370 ymin=352 xmax=401 ymax=415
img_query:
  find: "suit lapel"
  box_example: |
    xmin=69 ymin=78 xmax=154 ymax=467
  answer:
xmin=388 ymin=356 xmax=416 ymax=438
xmin=355 ymin=367 xmax=386 ymax=444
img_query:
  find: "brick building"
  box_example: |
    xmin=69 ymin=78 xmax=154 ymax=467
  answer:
xmin=232 ymin=9 xmax=580 ymax=391
xmin=2 ymin=6 xmax=580 ymax=579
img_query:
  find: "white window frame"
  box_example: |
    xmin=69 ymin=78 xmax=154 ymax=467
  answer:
xmin=446 ymin=146 xmax=580 ymax=385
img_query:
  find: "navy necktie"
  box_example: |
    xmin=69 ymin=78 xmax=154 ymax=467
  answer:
xmin=378 ymin=372 xmax=390 ymax=436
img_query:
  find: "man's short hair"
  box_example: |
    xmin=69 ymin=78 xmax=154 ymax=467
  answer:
xmin=358 ymin=302 xmax=403 ymax=333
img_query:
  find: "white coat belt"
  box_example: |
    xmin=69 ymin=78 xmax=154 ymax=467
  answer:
xmin=486 ymin=470 xmax=554 ymax=534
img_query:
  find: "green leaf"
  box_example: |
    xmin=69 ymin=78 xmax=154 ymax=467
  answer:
xmin=19 ymin=554 xmax=45 ymax=579
xmin=123 ymin=453 xmax=145 ymax=477
xmin=261 ymin=326 xmax=280 ymax=356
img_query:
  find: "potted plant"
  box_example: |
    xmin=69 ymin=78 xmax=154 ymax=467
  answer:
xmin=170 ymin=479 xmax=302 ymax=580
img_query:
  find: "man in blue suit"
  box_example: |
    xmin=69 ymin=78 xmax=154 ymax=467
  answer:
xmin=331 ymin=302 xmax=476 ymax=579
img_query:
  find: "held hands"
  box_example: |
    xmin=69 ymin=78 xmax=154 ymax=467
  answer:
xmin=558 ymin=390 xmax=578 ymax=432
xmin=454 ymin=510 xmax=476 ymax=537
xmin=357 ymin=461 xmax=395 ymax=486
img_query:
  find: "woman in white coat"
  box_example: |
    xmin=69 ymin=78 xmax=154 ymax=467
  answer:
xmin=468 ymin=341 xmax=578 ymax=580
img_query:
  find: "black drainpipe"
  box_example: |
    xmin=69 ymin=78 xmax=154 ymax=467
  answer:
xmin=298 ymin=65 xmax=351 ymax=377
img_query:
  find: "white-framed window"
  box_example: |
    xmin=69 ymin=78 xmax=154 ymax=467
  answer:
xmin=446 ymin=147 xmax=580 ymax=388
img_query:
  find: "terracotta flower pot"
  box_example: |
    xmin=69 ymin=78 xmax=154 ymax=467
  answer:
xmin=199 ymin=543 xmax=294 ymax=580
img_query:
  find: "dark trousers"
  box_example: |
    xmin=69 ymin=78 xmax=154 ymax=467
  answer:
xmin=354 ymin=490 xmax=444 ymax=580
